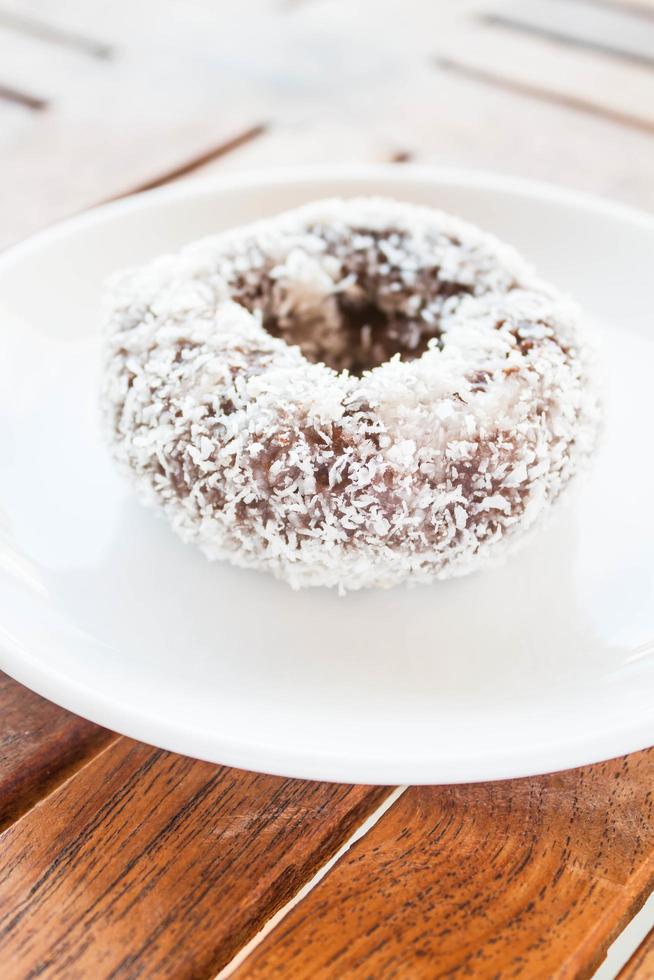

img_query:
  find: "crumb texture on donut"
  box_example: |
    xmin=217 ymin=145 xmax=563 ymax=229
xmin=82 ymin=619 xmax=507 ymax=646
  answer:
xmin=102 ymin=197 xmax=601 ymax=591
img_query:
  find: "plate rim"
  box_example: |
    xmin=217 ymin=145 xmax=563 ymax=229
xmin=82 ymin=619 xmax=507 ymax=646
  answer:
xmin=1 ymin=636 xmax=652 ymax=784
xmin=2 ymin=163 xmax=654 ymax=271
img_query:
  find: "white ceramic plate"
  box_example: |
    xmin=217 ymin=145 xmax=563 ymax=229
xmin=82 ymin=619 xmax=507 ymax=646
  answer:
xmin=1 ymin=166 xmax=652 ymax=784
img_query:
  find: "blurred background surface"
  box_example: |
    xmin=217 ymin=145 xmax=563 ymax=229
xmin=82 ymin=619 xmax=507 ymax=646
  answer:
xmin=1 ymin=0 xmax=654 ymax=248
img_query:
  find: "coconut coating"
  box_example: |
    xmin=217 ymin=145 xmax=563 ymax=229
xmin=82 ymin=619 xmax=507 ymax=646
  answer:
xmin=101 ymin=197 xmax=600 ymax=591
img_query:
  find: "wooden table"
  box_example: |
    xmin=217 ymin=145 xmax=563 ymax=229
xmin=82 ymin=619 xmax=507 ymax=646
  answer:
xmin=1 ymin=1 xmax=654 ymax=976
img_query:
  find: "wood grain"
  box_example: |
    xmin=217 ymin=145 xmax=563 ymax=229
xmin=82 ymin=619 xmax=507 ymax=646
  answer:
xmin=0 ymin=673 xmax=113 ymax=832
xmin=0 ymin=737 xmax=389 ymax=979
xmin=618 ymin=925 xmax=654 ymax=977
xmin=233 ymin=751 xmax=654 ymax=979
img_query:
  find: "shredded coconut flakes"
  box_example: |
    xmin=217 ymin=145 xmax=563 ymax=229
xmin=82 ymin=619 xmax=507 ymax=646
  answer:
xmin=101 ymin=197 xmax=601 ymax=591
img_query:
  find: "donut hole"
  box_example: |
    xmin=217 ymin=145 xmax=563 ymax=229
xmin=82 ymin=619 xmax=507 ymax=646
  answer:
xmin=261 ymin=285 xmax=435 ymax=376
xmin=235 ymin=262 xmax=468 ymax=376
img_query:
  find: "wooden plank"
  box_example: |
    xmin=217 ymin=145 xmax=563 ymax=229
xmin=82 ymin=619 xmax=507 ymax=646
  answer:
xmin=188 ymin=0 xmax=654 ymax=211
xmin=231 ymin=751 xmax=654 ymax=979
xmin=254 ymin=0 xmax=654 ymax=134
xmin=0 ymin=7 xmax=112 ymax=58
xmin=0 ymin=738 xmax=390 ymax=978
xmin=202 ymin=69 xmax=654 ymax=214
xmin=0 ymin=27 xmax=109 ymax=98
xmin=0 ymin=96 xmax=38 ymax=145
xmin=5 ymin=0 xmax=654 ymax=249
xmin=0 ymin=673 xmax=114 ymax=832
xmin=485 ymin=0 xmax=654 ymax=67
xmin=413 ymin=61 xmax=654 ymax=209
xmin=440 ymin=21 xmax=654 ymax=132
xmin=197 ymin=121 xmax=387 ymax=174
xmin=618 ymin=925 xmax=654 ymax=977
xmin=0 ymin=113 xmax=265 ymax=251
xmin=0 ymin=0 xmax=270 ymax=247
xmin=121 ymin=123 xmax=268 ymax=194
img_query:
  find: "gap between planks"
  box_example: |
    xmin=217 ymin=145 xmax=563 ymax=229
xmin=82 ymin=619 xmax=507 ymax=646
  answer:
xmin=0 ymin=81 xmax=46 ymax=110
xmin=0 ymin=120 xmax=269 ymax=251
xmin=216 ymin=785 xmax=408 ymax=980
xmin=0 ymin=730 xmax=120 ymax=834
xmin=0 ymin=7 xmax=111 ymax=58
xmin=222 ymin=779 xmax=653 ymax=978
xmin=104 ymin=121 xmax=406 ymax=225
xmin=433 ymin=55 xmax=654 ymax=135
xmin=120 ymin=123 xmax=269 ymax=196
xmin=481 ymin=10 xmax=654 ymax=69
xmin=219 ymin=761 xmax=654 ymax=980
xmin=601 ymin=894 xmax=654 ymax=978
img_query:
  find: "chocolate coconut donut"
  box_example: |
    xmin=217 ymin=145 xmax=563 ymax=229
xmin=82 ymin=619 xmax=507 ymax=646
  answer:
xmin=102 ymin=197 xmax=600 ymax=591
